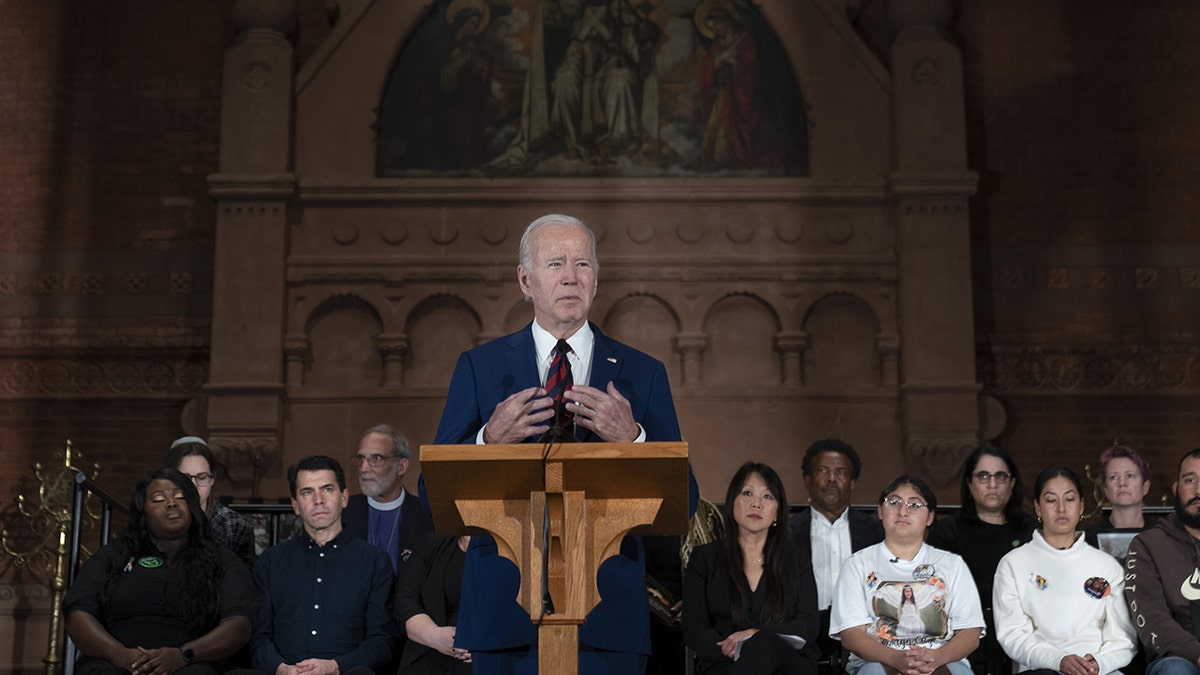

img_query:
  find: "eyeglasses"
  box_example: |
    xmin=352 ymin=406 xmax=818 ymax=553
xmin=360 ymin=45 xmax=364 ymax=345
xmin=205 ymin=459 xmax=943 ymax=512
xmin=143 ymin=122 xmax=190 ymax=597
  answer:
xmin=882 ymin=497 xmax=928 ymax=513
xmin=353 ymin=453 xmax=397 ymax=468
xmin=972 ymin=471 xmax=1012 ymax=485
xmin=184 ymin=472 xmax=214 ymax=486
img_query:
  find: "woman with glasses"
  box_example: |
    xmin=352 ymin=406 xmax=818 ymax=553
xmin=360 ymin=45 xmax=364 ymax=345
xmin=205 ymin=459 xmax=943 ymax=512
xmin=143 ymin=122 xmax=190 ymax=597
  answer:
xmin=993 ymin=466 xmax=1135 ymax=675
xmin=927 ymin=443 xmax=1033 ymax=674
xmin=165 ymin=436 xmax=256 ymax=568
xmin=682 ymin=462 xmax=819 ymax=674
xmin=831 ymin=475 xmax=984 ymax=675
xmin=63 ymin=468 xmax=256 ymax=674
xmin=1084 ymin=444 xmax=1154 ymax=562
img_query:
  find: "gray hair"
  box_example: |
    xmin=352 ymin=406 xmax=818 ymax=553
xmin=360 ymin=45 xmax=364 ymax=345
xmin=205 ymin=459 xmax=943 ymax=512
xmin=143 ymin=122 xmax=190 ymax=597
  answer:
xmin=518 ymin=214 xmax=599 ymax=271
xmin=363 ymin=424 xmax=410 ymax=460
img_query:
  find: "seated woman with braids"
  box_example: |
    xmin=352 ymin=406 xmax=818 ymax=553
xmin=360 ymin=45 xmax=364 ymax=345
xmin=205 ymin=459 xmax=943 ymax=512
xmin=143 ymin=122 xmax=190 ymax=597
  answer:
xmin=63 ymin=468 xmax=256 ymax=675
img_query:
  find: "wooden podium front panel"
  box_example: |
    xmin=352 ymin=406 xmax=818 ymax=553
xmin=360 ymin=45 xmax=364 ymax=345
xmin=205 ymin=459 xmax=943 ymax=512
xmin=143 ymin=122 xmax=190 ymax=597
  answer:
xmin=420 ymin=442 xmax=689 ymax=536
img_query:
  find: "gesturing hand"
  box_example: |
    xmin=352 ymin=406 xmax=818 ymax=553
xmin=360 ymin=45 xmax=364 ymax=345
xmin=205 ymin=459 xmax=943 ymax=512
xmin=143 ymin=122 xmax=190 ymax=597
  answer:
xmin=562 ymin=382 xmax=638 ymax=442
xmin=483 ymin=387 xmax=555 ymax=443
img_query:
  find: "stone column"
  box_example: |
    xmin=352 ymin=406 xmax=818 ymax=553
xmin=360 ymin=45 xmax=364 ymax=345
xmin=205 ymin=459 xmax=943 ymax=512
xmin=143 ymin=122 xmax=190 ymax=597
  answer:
xmin=774 ymin=331 xmax=810 ymax=386
xmin=379 ymin=334 xmax=409 ymax=387
xmin=673 ymin=332 xmax=707 ymax=386
xmin=283 ymin=333 xmax=309 ymax=387
xmin=205 ymin=0 xmax=296 ymax=488
xmin=889 ymin=0 xmax=980 ymax=485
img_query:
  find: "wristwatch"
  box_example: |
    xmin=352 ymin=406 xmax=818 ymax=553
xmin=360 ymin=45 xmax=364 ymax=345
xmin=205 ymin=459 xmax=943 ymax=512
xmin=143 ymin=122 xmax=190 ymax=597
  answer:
xmin=180 ymin=646 xmax=194 ymax=664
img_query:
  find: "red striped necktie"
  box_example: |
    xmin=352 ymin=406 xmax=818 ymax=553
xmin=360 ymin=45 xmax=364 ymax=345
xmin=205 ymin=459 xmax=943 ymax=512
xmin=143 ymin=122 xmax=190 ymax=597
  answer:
xmin=546 ymin=339 xmax=574 ymax=426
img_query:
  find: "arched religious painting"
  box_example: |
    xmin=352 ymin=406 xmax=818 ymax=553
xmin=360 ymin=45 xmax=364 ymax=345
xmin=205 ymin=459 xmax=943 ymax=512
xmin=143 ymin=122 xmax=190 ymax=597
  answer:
xmin=376 ymin=0 xmax=809 ymax=177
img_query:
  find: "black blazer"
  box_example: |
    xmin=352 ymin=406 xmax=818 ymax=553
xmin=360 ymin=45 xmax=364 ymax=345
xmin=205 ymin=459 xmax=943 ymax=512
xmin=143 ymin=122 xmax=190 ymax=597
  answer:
xmin=342 ymin=492 xmax=435 ymax=569
xmin=394 ymin=534 xmax=469 ymax=674
xmin=682 ymin=541 xmax=820 ymax=675
xmin=788 ymin=506 xmax=884 ymax=563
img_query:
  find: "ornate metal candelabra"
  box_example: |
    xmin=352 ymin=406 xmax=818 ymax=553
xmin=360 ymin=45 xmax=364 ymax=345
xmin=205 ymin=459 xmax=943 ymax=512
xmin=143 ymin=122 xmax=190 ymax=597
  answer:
xmin=1 ymin=440 xmax=100 ymax=675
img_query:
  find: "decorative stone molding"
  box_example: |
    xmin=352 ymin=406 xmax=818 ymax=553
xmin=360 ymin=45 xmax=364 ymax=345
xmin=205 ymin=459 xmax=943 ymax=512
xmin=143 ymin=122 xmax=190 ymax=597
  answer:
xmin=0 ymin=272 xmax=203 ymax=296
xmin=0 ymin=358 xmax=207 ymax=399
xmin=208 ymin=433 xmax=279 ymax=490
xmin=979 ymin=345 xmax=1199 ymax=393
xmin=905 ymin=436 xmax=975 ymax=486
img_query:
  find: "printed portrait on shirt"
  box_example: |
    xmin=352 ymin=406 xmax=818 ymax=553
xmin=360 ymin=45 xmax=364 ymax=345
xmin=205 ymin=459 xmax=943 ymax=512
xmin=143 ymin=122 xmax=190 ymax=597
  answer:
xmin=868 ymin=577 xmax=949 ymax=647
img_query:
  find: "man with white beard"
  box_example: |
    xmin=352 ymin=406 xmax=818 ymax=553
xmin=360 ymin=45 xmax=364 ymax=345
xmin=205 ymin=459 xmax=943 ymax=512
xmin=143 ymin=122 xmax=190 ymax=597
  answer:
xmin=342 ymin=424 xmax=434 ymax=572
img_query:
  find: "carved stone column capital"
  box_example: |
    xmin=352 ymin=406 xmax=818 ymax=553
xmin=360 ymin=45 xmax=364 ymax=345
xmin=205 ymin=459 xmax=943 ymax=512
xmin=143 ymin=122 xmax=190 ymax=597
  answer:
xmin=774 ymin=331 xmax=810 ymax=386
xmin=877 ymin=333 xmax=901 ymax=386
xmin=905 ymin=436 xmax=975 ymax=486
xmin=283 ymin=334 xmax=310 ymax=387
xmin=673 ymin=331 xmax=707 ymax=386
xmin=378 ymin=333 xmax=410 ymax=387
xmin=208 ymin=433 xmax=279 ymax=493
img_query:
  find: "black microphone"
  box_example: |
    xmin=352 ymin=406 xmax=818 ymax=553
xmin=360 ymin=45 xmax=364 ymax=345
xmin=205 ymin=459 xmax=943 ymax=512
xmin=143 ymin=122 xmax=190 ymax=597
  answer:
xmin=889 ymin=557 xmax=899 ymax=563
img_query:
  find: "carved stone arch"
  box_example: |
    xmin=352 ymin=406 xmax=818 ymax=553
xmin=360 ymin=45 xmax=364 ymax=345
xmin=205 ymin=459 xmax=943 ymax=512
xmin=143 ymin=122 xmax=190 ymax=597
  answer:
xmin=601 ymin=294 xmax=683 ymax=387
xmin=403 ymin=294 xmax=482 ymax=387
xmin=801 ymin=291 xmax=884 ymax=388
xmin=303 ymin=293 xmax=386 ymax=388
xmin=207 ymin=0 xmax=981 ymax=501
xmin=701 ymin=292 xmax=782 ymax=387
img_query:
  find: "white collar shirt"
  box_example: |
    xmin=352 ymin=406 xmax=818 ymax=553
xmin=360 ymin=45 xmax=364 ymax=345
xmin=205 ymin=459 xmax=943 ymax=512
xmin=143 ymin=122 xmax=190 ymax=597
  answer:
xmin=810 ymin=505 xmax=852 ymax=610
xmin=530 ymin=320 xmax=593 ymax=387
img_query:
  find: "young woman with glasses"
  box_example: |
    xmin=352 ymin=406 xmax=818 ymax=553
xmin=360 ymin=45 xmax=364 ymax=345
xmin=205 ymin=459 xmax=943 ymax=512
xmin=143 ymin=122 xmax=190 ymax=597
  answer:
xmin=927 ymin=443 xmax=1034 ymax=674
xmin=164 ymin=436 xmax=257 ymax=568
xmin=831 ymin=475 xmax=985 ymax=675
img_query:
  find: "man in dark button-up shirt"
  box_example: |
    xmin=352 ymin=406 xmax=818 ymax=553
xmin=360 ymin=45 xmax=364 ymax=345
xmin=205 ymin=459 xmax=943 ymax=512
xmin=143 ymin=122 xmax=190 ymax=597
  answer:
xmin=249 ymin=455 xmax=396 ymax=675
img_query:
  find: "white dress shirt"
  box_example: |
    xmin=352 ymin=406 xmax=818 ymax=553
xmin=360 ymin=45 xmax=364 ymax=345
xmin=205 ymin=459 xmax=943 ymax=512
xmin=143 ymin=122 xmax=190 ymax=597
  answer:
xmin=475 ymin=322 xmax=646 ymax=443
xmin=810 ymin=505 xmax=853 ymax=610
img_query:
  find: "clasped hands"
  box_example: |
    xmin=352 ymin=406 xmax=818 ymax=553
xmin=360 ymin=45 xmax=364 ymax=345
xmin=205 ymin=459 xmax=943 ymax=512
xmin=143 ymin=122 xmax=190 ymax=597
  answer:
xmin=483 ymin=383 xmax=638 ymax=444
xmin=1058 ymin=653 xmax=1100 ymax=675
xmin=126 ymin=646 xmax=184 ymax=675
xmin=275 ymin=658 xmax=340 ymax=675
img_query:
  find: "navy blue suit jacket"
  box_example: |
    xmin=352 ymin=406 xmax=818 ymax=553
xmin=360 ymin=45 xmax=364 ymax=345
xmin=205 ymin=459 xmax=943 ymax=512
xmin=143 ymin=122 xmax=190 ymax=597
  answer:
xmin=429 ymin=322 xmax=686 ymax=657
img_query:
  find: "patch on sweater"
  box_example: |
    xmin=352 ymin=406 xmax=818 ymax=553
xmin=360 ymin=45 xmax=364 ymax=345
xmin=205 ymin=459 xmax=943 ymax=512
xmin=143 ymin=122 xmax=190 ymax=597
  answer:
xmin=1029 ymin=573 xmax=1048 ymax=590
xmin=1084 ymin=576 xmax=1110 ymax=599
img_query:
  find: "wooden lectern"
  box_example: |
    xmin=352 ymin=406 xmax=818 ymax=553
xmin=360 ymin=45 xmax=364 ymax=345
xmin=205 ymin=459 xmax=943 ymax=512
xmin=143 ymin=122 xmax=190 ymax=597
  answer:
xmin=420 ymin=441 xmax=690 ymax=675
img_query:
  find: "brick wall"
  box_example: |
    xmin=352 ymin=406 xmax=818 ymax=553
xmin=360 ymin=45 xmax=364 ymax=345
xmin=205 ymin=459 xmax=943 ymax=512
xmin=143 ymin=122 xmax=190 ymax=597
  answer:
xmin=959 ymin=0 xmax=1200 ymax=492
xmin=0 ymin=0 xmax=230 ymax=606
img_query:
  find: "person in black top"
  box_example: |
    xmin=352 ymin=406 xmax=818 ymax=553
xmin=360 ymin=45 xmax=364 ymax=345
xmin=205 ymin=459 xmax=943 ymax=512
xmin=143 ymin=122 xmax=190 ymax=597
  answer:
xmin=927 ymin=443 xmax=1033 ymax=675
xmin=63 ymin=468 xmax=255 ymax=674
xmin=1084 ymin=443 xmax=1156 ymax=562
xmin=682 ymin=462 xmax=819 ymax=675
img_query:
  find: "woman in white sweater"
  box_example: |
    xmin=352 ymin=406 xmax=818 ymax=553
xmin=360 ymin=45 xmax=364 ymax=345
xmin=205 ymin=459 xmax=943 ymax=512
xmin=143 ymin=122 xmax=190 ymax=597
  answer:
xmin=993 ymin=466 xmax=1136 ymax=675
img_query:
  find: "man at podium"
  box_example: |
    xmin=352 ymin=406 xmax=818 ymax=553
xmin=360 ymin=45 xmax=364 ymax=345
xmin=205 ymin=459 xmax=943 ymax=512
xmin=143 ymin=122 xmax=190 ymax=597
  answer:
xmin=429 ymin=213 xmax=696 ymax=675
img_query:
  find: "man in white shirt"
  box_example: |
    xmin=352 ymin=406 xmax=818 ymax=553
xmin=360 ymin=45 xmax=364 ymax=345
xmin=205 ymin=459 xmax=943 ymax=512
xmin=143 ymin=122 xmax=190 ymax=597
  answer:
xmin=789 ymin=438 xmax=884 ymax=668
